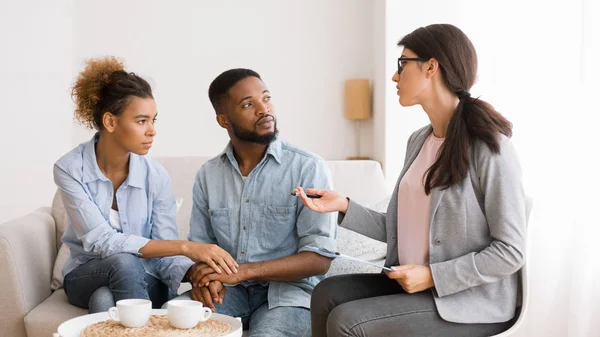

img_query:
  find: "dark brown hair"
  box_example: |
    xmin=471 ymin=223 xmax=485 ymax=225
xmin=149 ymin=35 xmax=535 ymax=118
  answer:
xmin=72 ymin=56 xmax=153 ymax=130
xmin=398 ymin=24 xmax=512 ymax=194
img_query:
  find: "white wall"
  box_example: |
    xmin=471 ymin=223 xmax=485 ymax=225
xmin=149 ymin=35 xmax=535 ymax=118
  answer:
xmin=370 ymin=0 xmax=388 ymax=175
xmin=0 ymin=0 xmax=73 ymax=223
xmin=71 ymin=0 xmax=375 ymax=160
xmin=0 ymin=0 xmax=375 ymax=222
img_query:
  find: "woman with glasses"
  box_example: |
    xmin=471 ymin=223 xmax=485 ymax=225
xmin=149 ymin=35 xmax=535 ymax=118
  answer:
xmin=294 ymin=24 xmax=526 ymax=336
xmin=55 ymin=56 xmax=238 ymax=313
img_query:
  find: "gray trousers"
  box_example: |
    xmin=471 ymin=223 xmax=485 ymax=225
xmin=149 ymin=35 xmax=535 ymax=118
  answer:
xmin=311 ymin=274 xmax=516 ymax=337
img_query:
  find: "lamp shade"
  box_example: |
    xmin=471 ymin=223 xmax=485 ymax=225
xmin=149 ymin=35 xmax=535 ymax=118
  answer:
xmin=344 ymin=79 xmax=371 ymax=120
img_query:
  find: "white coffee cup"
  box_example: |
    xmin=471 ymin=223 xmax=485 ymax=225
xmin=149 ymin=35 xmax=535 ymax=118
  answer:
xmin=108 ymin=299 xmax=152 ymax=328
xmin=167 ymin=300 xmax=212 ymax=329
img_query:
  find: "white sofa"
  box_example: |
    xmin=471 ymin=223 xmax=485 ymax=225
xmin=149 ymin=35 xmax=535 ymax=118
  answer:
xmin=0 ymin=158 xmax=390 ymax=337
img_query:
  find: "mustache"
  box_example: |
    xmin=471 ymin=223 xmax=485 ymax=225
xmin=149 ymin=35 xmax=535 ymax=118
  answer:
xmin=255 ymin=115 xmax=275 ymax=125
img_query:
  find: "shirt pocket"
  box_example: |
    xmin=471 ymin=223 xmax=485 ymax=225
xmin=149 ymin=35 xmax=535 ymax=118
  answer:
xmin=208 ymin=208 xmax=233 ymax=248
xmin=259 ymin=204 xmax=297 ymax=251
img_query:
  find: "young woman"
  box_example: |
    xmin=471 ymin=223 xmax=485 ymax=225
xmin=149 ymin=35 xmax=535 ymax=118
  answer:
xmin=295 ymin=24 xmax=526 ymax=336
xmin=55 ymin=56 xmax=238 ymax=313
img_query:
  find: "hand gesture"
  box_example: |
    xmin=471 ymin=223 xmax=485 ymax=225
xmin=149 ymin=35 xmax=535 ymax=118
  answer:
xmin=293 ymin=187 xmax=349 ymax=214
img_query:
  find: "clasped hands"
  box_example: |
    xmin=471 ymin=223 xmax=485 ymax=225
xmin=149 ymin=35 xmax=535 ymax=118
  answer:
xmin=186 ymin=262 xmax=247 ymax=311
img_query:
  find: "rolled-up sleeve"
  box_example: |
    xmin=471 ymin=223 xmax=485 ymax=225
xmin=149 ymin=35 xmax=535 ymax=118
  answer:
xmin=149 ymin=168 xmax=194 ymax=292
xmin=54 ymin=164 xmax=150 ymax=258
xmin=296 ymin=160 xmax=337 ymax=254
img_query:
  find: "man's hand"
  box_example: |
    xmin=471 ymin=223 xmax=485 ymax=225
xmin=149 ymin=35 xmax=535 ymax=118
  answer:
xmin=197 ymin=263 xmax=249 ymax=286
xmin=190 ymin=281 xmax=226 ymax=312
xmin=189 ymin=262 xmax=245 ymax=287
xmin=189 ymin=262 xmax=217 ymax=287
xmin=384 ymin=265 xmax=434 ymax=293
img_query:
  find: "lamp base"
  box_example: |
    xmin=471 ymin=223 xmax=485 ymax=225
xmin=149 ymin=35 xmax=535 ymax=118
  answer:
xmin=346 ymin=156 xmax=371 ymax=160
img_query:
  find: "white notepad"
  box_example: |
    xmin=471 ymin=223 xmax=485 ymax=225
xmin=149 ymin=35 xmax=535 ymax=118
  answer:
xmin=303 ymin=245 xmax=393 ymax=271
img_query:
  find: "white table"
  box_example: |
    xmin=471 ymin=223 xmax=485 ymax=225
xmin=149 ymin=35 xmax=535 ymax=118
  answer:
xmin=55 ymin=309 xmax=243 ymax=337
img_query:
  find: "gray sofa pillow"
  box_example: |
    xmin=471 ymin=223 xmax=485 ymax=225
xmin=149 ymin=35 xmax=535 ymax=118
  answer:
xmin=326 ymin=196 xmax=390 ymax=277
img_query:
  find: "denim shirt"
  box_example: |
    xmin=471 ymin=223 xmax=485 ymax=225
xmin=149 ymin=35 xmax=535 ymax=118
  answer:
xmin=189 ymin=138 xmax=336 ymax=309
xmin=54 ymin=134 xmax=194 ymax=293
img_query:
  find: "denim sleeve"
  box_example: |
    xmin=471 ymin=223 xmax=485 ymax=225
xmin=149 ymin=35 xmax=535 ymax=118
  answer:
xmin=188 ymin=170 xmax=218 ymax=244
xmin=53 ymin=164 xmax=150 ymax=258
xmin=149 ymin=168 xmax=194 ymax=293
xmin=296 ymin=160 xmax=337 ymax=253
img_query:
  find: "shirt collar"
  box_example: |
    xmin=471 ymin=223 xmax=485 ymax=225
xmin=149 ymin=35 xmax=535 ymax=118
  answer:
xmin=219 ymin=137 xmax=283 ymax=165
xmin=81 ymin=133 xmax=145 ymax=188
xmin=81 ymin=133 xmax=106 ymax=184
xmin=124 ymin=154 xmax=145 ymax=188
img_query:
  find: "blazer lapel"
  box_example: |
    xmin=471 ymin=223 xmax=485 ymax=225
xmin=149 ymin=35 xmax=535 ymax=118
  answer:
xmin=429 ymin=187 xmax=446 ymax=225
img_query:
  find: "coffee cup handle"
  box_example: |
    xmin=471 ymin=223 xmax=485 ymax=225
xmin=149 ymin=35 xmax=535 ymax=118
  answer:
xmin=108 ymin=307 xmax=120 ymax=321
xmin=199 ymin=307 xmax=212 ymax=322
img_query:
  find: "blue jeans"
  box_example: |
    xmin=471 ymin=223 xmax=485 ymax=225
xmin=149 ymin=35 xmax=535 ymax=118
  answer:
xmin=175 ymin=284 xmax=311 ymax=337
xmin=63 ymin=253 xmax=169 ymax=313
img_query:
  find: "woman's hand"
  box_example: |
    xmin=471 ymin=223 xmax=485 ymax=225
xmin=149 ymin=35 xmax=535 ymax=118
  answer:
xmin=384 ymin=265 xmax=434 ymax=293
xmin=183 ymin=242 xmax=239 ymax=275
xmin=293 ymin=187 xmax=349 ymax=214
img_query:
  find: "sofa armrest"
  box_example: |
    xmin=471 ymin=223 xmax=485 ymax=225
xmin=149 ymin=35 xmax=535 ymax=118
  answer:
xmin=0 ymin=208 xmax=57 ymax=337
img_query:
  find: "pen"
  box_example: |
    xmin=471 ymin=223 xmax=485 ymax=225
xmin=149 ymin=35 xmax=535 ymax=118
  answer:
xmin=291 ymin=192 xmax=322 ymax=199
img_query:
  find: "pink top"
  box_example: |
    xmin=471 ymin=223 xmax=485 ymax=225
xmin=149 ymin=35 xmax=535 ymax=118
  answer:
xmin=397 ymin=133 xmax=444 ymax=266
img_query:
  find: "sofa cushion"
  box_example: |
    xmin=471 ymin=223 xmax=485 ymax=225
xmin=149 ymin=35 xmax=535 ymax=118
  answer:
xmin=50 ymin=245 xmax=71 ymax=291
xmin=153 ymin=156 xmax=212 ymax=240
xmin=51 ymin=190 xmax=67 ymax=251
xmin=326 ymin=195 xmax=390 ymax=276
xmin=24 ymin=289 xmax=87 ymax=337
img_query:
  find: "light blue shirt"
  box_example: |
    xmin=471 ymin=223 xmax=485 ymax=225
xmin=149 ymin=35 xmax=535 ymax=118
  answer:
xmin=189 ymin=138 xmax=337 ymax=309
xmin=54 ymin=134 xmax=194 ymax=293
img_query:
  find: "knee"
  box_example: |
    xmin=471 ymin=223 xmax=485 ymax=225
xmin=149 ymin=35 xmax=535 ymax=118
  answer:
xmin=89 ymin=286 xmax=115 ymax=313
xmin=108 ymin=253 xmax=145 ymax=278
xmin=327 ymin=304 xmax=359 ymax=337
xmin=311 ymin=277 xmax=339 ymax=311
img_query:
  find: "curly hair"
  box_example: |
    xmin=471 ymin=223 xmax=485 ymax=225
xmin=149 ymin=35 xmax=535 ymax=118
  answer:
xmin=71 ymin=56 xmax=153 ymax=130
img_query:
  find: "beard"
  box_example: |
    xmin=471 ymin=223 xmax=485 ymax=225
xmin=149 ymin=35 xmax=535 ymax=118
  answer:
xmin=230 ymin=117 xmax=279 ymax=145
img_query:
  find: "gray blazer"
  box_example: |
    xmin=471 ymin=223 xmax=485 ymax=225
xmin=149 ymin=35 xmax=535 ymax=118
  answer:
xmin=340 ymin=125 xmax=526 ymax=324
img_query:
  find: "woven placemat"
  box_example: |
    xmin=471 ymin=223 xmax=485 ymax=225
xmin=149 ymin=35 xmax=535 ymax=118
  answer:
xmin=80 ymin=315 xmax=232 ymax=337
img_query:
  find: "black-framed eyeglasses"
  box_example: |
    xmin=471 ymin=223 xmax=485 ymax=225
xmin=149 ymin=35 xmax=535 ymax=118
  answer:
xmin=397 ymin=57 xmax=429 ymax=74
